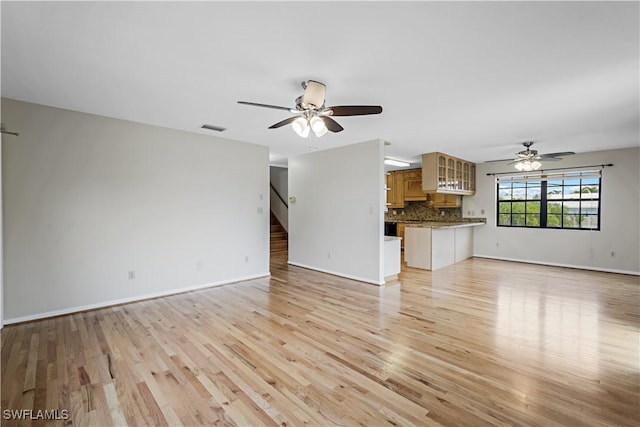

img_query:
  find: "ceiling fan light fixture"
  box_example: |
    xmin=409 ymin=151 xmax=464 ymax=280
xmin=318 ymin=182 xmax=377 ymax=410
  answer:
xmin=515 ymin=159 xmax=542 ymax=171
xmin=313 ymin=126 xmax=328 ymax=138
xmin=292 ymin=117 xmax=310 ymax=138
xmin=310 ymin=116 xmax=328 ymax=137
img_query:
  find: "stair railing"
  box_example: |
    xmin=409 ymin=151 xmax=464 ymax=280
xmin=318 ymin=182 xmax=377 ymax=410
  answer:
xmin=269 ymin=183 xmax=288 ymax=232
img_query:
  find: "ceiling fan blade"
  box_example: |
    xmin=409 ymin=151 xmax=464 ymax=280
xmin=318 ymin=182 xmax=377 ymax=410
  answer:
xmin=322 ymin=116 xmax=344 ymax=133
xmin=326 ymin=105 xmax=383 ymax=116
xmin=539 ymin=151 xmax=575 ymax=158
xmin=484 ymin=158 xmax=515 ymax=163
xmin=238 ymin=101 xmax=292 ymax=111
xmin=268 ymin=116 xmax=299 ymax=129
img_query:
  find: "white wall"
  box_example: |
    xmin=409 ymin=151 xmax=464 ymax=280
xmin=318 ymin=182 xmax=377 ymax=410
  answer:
xmin=288 ymin=140 xmax=385 ymax=284
xmin=464 ymin=147 xmax=639 ymax=274
xmin=270 ymin=165 xmax=288 ymax=199
xmin=2 ymin=98 xmax=270 ymax=322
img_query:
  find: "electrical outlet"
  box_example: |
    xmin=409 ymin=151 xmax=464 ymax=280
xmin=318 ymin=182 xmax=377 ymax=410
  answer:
xmin=128 ymin=270 xmax=136 ymax=280
xmin=245 ymin=256 xmax=249 ymax=263
xmin=610 ymin=251 xmax=616 ymax=257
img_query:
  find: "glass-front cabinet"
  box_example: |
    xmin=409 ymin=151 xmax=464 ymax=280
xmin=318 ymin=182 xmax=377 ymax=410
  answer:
xmin=438 ymin=155 xmax=447 ymax=190
xmin=422 ymin=152 xmax=476 ymax=195
xmin=455 ymin=159 xmax=463 ymax=191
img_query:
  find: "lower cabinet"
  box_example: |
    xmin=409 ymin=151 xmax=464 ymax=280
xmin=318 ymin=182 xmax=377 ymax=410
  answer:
xmin=405 ymin=227 xmax=433 ymax=269
xmin=384 ymin=237 xmax=401 ymax=283
xmin=431 ymin=229 xmax=456 ymax=270
xmin=404 ymin=226 xmax=474 ymax=270
xmin=454 ymin=227 xmax=473 ymax=262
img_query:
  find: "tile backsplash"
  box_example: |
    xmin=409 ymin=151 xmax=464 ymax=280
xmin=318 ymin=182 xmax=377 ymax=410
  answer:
xmin=385 ymin=201 xmax=463 ymax=222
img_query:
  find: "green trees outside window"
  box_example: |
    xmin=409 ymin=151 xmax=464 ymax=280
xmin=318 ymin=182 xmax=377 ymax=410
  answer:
xmin=497 ymin=174 xmax=600 ymax=230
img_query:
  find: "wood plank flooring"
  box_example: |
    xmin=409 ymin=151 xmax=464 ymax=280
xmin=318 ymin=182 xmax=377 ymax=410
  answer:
xmin=2 ymin=256 xmax=639 ymax=426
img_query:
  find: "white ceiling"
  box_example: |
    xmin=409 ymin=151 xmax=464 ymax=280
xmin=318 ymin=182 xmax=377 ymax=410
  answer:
xmin=2 ymin=1 xmax=638 ymax=167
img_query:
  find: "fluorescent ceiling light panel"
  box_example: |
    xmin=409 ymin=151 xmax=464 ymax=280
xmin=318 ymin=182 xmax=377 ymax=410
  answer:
xmin=384 ymin=158 xmax=411 ymax=167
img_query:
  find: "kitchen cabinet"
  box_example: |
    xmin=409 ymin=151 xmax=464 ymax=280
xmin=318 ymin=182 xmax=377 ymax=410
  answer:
xmin=422 ymin=152 xmax=476 ymax=195
xmin=404 ymin=224 xmax=478 ymax=270
xmin=384 ymin=237 xmax=401 ymax=283
xmin=386 ymin=170 xmax=404 ymax=208
xmin=405 ymin=227 xmax=456 ymax=270
xmin=403 ymin=168 xmax=427 ymax=201
xmin=454 ymin=227 xmax=474 ymax=262
xmin=431 ymin=193 xmax=461 ymax=208
xmin=470 ymin=163 xmax=476 ymax=193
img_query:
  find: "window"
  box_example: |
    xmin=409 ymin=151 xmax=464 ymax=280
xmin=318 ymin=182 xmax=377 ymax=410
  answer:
xmin=497 ymin=170 xmax=601 ymax=230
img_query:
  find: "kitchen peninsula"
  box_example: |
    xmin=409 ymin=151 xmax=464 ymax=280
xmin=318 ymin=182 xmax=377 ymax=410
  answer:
xmin=404 ymin=221 xmax=484 ymax=270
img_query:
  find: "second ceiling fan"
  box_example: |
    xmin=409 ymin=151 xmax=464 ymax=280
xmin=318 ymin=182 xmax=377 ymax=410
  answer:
xmin=238 ymin=80 xmax=383 ymax=137
xmin=490 ymin=141 xmax=576 ymax=171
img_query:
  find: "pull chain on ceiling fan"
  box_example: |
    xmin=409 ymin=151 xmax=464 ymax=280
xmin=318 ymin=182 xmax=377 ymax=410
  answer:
xmin=238 ymin=80 xmax=383 ymax=138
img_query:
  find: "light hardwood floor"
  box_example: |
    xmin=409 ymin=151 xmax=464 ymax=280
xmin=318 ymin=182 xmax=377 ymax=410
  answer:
xmin=2 ymin=255 xmax=639 ymax=426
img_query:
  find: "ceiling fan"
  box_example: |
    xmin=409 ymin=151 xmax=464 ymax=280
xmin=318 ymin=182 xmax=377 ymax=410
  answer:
xmin=487 ymin=142 xmax=575 ymax=171
xmin=238 ymin=80 xmax=383 ymax=137
xmin=501 ymin=141 xmax=575 ymax=171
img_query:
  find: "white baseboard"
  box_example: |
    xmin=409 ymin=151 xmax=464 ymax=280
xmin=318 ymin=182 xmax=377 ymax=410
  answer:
xmin=473 ymin=254 xmax=640 ymax=276
xmin=287 ymin=261 xmax=384 ymax=286
xmin=4 ymin=272 xmax=271 ymax=325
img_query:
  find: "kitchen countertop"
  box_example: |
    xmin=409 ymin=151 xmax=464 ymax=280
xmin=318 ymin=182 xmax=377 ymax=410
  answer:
xmin=384 ymin=236 xmax=402 ymax=241
xmin=403 ymin=221 xmax=485 ymax=229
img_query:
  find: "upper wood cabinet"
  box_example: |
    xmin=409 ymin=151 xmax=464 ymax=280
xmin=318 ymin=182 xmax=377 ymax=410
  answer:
xmin=422 ymin=153 xmax=476 ymax=195
xmin=431 ymin=193 xmax=462 ymax=208
xmin=403 ymin=168 xmax=427 ymax=201
xmin=386 ymin=170 xmax=405 ymax=208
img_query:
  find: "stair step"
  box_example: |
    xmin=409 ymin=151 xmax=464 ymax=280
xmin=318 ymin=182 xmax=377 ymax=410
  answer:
xmin=270 ymin=212 xmax=288 ymax=256
xmin=270 ymin=241 xmax=288 ymax=249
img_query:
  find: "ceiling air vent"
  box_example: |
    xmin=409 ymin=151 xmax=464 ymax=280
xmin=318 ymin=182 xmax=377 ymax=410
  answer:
xmin=201 ymin=124 xmax=227 ymax=132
